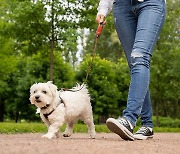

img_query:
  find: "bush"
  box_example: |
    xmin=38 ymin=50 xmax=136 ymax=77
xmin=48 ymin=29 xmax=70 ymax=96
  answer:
xmin=136 ymin=116 xmax=180 ymax=128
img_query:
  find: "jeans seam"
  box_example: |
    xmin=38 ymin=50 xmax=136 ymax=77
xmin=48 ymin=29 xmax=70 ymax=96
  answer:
xmin=149 ymin=12 xmax=164 ymax=53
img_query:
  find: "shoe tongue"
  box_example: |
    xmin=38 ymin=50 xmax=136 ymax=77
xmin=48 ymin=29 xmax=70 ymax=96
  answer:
xmin=126 ymin=120 xmax=133 ymax=129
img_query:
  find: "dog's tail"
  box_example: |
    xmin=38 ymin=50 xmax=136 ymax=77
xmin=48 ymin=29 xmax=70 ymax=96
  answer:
xmin=60 ymin=83 xmax=89 ymax=94
xmin=71 ymin=83 xmax=89 ymax=94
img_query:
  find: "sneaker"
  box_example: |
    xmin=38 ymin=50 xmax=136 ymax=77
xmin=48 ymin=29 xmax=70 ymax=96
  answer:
xmin=134 ymin=126 xmax=154 ymax=140
xmin=106 ymin=117 xmax=134 ymax=141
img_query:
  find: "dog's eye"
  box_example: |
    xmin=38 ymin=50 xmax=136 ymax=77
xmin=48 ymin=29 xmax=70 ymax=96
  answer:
xmin=42 ymin=91 xmax=47 ymax=94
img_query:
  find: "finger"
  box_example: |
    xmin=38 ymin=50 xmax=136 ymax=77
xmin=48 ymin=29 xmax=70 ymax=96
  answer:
xmin=96 ymin=14 xmax=105 ymax=24
xmin=96 ymin=15 xmax=101 ymax=23
xmin=102 ymin=20 xmax=106 ymax=25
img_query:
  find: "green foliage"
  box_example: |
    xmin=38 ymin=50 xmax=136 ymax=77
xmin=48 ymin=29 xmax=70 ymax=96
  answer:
xmin=152 ymin=116 xmax=180 ymax=128
xmin=136 ymin=116 xmax=180 ymax=128
xmin=0 ymin=37 xmax=18 ymax=94
xmin=84 ymin=15 xmax=123 ymax=62
xmin=0 ymin=0 xmax=98 ymax=65
xmin=53 ymin=51 xmax=76 ymax=88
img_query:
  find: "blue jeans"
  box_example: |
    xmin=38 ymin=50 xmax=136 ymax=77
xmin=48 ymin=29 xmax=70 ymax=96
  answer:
xmin=113 ymin=0 xmax=166 ymax=127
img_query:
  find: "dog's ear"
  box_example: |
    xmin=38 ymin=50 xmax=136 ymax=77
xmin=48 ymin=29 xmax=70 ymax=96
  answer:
xmin=29 ymin=91 xmax=35 ymax=104
xmin=30 ymin=83 xmax=37 ymax=95
xmin=47 ymin=81 xmax=58 ymax=96
xmin=29 ymin=83 xmax=37 ymax=104
xmin=29 ymin=97 xmax=35 ymax=104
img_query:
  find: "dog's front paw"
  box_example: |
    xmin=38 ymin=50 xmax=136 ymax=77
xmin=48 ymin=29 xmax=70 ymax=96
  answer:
xmin=42 ymin=133 xmax=56 ymax=139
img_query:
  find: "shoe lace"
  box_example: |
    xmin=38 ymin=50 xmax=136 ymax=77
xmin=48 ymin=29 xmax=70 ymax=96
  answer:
xmin=118 ymin=118 xmax=128 ymax=125
xmin=136 ymin=126 xmax=150 ymax=134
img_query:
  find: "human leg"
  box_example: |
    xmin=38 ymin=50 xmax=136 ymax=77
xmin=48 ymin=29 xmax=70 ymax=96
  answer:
xmin=107 ymin=0 xmax=166 ymax=140
xmin=106 ymin=0 xmax=137 ymax=140
xmin=123 ymin=0 xmax=166 ymax=126
xmin=140 ymin=91 xmax=153 ymax=127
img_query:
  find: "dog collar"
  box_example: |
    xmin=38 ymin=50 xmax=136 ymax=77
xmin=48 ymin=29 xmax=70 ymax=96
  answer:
xmin=43 ymin=109 xmax=55 ymax=119
xmin=42 ymin=96 xmax=65 ymax=119
xmin=41 ymin=104 xmax=50 ymax=110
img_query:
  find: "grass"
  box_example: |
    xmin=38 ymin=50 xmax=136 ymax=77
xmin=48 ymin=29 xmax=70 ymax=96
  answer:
xmin=0 ymin=122 xmax=180 ymax=134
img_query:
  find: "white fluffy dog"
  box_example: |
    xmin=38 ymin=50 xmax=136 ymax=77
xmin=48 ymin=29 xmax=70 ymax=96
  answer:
xmin=29 ymin=81 xmax=96 ymax=139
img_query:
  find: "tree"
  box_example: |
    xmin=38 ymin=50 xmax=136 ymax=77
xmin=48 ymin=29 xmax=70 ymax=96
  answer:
xmin=1 ymin=0 xmax=98 ymax=80
xmin=9 ymin=0 xmax=77 ymax=80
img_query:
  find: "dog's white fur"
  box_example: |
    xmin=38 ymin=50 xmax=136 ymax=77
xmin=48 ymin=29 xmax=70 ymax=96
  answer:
xmin=29 ymin=81 xmax=96 ymax=139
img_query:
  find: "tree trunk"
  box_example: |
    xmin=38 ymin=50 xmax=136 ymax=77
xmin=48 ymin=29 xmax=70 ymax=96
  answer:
xmin=0 ymin=97 xmax=5 ymax=122
xmin=98 ymin=115 xmax=107 ymax=124
xmin=49 ymin=0 xmax=55 ymax=81
xmin=15 ymin=110 xmax=19 ymax=123
xmin=50 ymin=40 xmax=54 ymax=81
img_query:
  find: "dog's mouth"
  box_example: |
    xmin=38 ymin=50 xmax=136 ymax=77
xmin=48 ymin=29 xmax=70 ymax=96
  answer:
xmin=35 ymin=100 xmax=41 ymax=103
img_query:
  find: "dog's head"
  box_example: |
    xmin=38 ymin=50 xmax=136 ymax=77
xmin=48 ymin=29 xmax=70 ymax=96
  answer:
xmin=29 ymin=81 xmax=58 ymax=108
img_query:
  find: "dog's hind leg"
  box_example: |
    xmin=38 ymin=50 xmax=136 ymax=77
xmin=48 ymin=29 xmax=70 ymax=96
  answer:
xmin=83 ymin=116 xmax=96 ymax=139
xmin=63 ymin=120 xmax=76 ymax=137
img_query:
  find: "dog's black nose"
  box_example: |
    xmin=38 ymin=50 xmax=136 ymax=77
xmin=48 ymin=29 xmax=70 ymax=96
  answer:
xmin=35 ymin=95 xmax=40 ymax=100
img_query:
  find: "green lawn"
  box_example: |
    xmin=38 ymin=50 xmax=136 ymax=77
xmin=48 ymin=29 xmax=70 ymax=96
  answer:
xmin=0 ymin=122 xmax=180 ymax=134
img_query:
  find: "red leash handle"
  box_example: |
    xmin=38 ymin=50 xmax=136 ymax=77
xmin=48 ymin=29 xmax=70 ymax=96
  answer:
xmin=96 ymin=23 xmax=104 ymax=38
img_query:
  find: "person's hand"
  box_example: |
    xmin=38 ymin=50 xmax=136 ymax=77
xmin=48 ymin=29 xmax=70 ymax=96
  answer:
xmin=96 ymin=14 xmax=106 ymax=25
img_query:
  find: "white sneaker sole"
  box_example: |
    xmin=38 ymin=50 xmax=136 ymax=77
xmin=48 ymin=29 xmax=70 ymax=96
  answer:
xmin=134 ymin=134 xmax=154 ymax=140
xmin=106 ymin=118 xmax=134 ymax=141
